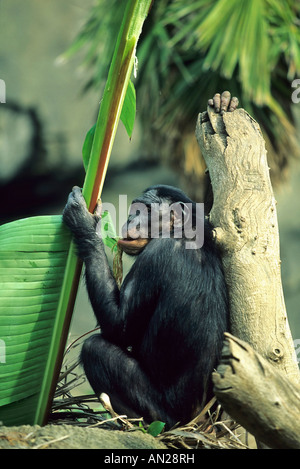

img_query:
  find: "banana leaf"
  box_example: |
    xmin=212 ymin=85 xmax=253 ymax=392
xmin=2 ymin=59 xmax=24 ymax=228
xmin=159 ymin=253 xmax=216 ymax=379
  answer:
xmin=0 ymin=216 xmax=71 ymax=425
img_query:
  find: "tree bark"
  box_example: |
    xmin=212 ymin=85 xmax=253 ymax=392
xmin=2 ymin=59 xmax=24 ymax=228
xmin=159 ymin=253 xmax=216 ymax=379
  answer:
xmin=195 ymin=106 xmax=299 ymax=385
xmin=212 ymin=333 xmax=300 ymax=449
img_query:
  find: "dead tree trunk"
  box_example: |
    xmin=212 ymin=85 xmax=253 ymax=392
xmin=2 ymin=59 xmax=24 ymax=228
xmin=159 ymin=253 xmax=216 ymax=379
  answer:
xmin=212 ymin=333 xmax=300 ymax=449
xmin=195 ymin=106 xmax=299 ymax=384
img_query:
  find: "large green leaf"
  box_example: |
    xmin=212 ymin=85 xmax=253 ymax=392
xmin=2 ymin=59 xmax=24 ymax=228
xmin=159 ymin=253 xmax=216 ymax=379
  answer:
xmin=0 ymin=212 xmax=120 ymax=425
xmin=0 ymin=215 xmax=71 ymax=425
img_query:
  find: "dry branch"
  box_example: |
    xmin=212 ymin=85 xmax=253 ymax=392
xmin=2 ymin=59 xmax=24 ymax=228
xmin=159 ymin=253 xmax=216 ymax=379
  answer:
xmin=195 ymin=106 xmax=299 ymax=385
xmin=213 ymin=333 xmax=300 ymax=449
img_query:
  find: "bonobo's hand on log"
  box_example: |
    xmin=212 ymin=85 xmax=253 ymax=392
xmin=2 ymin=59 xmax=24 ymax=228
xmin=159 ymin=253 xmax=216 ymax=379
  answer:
xmin=207 ymin=91 xmax=239 ymax=114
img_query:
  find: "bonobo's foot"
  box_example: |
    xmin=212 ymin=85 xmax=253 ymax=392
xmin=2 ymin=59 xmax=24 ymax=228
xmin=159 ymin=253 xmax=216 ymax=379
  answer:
xmin=63 ymin=186 xmax=101 ymax=235
xmin=208 ymin=91 xmax=239 ymax=115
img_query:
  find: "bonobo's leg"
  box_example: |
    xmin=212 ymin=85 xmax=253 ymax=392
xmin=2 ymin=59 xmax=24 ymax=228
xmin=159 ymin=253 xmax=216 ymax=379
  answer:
xmin=81 ymin=334 xmax=174 ymax=427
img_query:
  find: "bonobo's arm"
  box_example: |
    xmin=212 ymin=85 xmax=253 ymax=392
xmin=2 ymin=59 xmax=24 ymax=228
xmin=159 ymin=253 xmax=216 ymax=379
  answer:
xmin=62 ymin=187 xmax=124 ymax=341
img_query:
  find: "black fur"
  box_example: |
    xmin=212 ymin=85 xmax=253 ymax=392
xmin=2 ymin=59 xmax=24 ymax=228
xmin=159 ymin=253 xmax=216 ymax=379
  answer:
xmin=62 ymin=184 xmax=229 ymax=428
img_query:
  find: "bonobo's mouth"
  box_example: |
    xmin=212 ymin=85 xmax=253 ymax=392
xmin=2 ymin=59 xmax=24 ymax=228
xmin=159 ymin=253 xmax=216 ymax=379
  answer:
xmin=117 ymin=237 xmax=149 ymax=255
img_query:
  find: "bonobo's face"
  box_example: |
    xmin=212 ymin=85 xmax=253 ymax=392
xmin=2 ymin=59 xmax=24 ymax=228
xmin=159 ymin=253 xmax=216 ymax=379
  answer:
xmin=117 ymin=185 xmax=194 ymax=256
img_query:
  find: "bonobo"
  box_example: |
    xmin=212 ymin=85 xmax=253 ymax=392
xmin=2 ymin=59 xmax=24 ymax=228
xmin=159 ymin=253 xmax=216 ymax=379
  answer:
xmin=62 ymin=91 xmax=238 ymax=428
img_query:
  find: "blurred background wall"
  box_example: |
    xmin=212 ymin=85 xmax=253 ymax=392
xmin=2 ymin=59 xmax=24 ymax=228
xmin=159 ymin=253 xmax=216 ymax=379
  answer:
xmin=1 ymin=1 xmax=299 ymax=387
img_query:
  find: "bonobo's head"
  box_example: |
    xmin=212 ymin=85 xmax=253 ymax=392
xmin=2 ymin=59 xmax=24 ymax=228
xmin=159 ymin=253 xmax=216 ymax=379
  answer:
xmin=117 ymin=185 xmax=204 ymax=255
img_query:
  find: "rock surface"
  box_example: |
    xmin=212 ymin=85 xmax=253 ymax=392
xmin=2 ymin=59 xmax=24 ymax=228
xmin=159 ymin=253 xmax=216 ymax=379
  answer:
xmin=0 ymin=424 xmax=167 ymax=450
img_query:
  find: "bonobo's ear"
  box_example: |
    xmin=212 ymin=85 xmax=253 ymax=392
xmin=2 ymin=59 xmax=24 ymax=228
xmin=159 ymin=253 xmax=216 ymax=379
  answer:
xmin=172 ymin=202 xmax=191 ymax=229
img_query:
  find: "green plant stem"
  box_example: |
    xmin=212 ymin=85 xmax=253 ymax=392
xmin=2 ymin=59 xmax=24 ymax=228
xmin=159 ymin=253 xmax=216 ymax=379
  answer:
xmin=34 ymin=0 xmax=153 ymax=426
